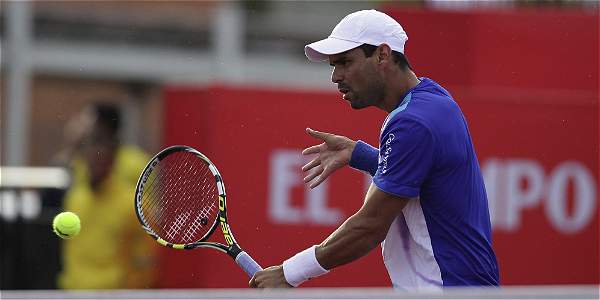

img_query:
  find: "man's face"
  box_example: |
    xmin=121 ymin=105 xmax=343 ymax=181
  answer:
xmin=329 ymin=47 xmax=385 ymax=109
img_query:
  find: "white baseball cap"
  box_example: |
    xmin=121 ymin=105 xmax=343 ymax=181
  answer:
xmin=304 ymin=9 xmax=408 ymax=62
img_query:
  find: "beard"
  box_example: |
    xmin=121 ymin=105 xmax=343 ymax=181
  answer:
xmin=348 ymin=79 xmax=385 ymax=110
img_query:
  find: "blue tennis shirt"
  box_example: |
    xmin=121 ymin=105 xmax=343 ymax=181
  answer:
xmin=350 ymin=77 xmax=499 ymax=289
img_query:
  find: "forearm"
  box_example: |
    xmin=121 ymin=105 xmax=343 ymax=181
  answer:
xmin=281 ymin=185 xmax=406 ymax=287
xmin=316 ymin=212 xmax=386 ymax=270
xmin=349 ymin=140 xmax=379 ymax=176
xmin=282 ymin=213 xmax=385 ymax=287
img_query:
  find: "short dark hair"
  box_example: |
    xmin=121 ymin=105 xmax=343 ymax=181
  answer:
xmin=358 ymin=44 xmax=412 ymax=71
xmin=92 ymin=103 xmax=121 ymax=137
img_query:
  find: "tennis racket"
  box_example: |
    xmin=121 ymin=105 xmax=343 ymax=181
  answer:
xmin=134 ymin=145 xmax=262 ymax=277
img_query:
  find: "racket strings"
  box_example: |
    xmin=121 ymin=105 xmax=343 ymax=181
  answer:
xmin=147 ymin=153 xmax=215 ymax=243
xmin=160 ymin=155 xmax=191 ymax=231
xmin=140 ymin=151 xmax=220 ymax=244
xmin=141 ymin=154 xmax=185 ymax=236
xmin=140 ymin=163 xmax=169 ymax=228
xmin=143 ymin=152 xmax=191 ymax=229
xmin=181 ymin=164 xmax=216 ymax=242
xmin=143 ymin=153 xmax=190 ymax=214
xmin=163 ymin=152 xmax=216 ymax=242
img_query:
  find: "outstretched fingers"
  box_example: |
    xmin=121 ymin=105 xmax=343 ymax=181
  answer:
xmin=304 ymin=166 xmax=323 ymax=183
xmin=302 ymin=143 xmax=323 ymax=155
xmin=309 ymin=166 xmax=334 ymax=189
xmin=302 ymin=157 xmax=320 ymax=172
xmin=306 ymin=128 xmax=335 ymax=143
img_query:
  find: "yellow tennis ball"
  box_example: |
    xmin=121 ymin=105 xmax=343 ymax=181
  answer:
xmin=52 ymin=212 xmax=81 ymax=239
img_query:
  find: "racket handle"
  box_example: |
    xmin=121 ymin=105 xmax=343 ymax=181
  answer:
xmin=235 ymin=251 xmax=263 ymax=277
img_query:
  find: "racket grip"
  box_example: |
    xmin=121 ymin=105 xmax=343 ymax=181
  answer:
xmin=235 ymin=251 xmax=263 ymax=277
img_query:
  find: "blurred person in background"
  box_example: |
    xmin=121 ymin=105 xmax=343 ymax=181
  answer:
xmin=250 ymin=10 xmax=499 ymax=290
xmin=55 ymin=102 xmax=157 ymax=289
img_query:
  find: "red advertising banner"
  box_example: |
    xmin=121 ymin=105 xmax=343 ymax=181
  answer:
xmin=160 ymin=8 xmax=598 ymax=288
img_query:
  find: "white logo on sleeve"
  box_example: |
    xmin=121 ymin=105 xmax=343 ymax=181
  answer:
xmin=380 ymin=133 xmax=395 ymax=174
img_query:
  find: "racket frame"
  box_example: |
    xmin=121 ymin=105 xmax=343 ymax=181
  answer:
xmin=134 ymin=145 xmax=243 ymax=259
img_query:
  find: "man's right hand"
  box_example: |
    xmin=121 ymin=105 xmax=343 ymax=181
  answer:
xmin=301 ymin=128 xmax=356 ymax=188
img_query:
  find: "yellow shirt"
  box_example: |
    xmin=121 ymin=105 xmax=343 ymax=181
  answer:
xmin=58 ymin=146 xmax=157 ymax=289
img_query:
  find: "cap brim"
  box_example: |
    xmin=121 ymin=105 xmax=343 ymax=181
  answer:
xmin=304 ymin=37 xmax=362 ymax=62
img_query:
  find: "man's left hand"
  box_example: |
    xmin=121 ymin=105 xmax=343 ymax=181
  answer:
xmin=249 ymin=265 xmax=292 ymax=288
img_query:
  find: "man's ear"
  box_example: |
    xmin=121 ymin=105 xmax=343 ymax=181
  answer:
xmin=377 ymin=44 xmax=393 ymax=65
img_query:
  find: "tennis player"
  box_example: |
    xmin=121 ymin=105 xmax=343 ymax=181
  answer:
xmin=249 ymin=9 xmax=499 ymax=290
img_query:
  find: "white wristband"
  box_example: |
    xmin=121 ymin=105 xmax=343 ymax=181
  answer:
xmin=283 ymin=245 xmax=329 ymax=287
